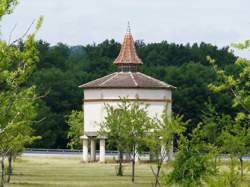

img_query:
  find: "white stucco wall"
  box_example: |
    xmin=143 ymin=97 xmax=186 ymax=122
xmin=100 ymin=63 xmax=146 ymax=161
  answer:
xmin=83 ymin=88 xmax=172 ymax=136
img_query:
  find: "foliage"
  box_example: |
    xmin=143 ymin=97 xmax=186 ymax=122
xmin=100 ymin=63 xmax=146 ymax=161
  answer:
xmin=0 ymin=1 xmax=42 ymax=185
xmin=0 ymin=88 xmax=39 ymax=152
xmin=99 ymin=100 xmax=130 ymax=176
xmin=99 ymin=98 xmax=153 ymax=181
xmin=99 ymin=100 xmax=130 ymax=157
xmin=0 ymin=14 xmax=42 ymax=155
xmin=206 ymin=158 xmax=244 ymax=187
xmin=206 ymin=170 xmax=243 ymax=187
xmin=145 ymin=104 xmax=187 ymax=187
xmin=0 ymin=0 xmax=17 ymax=18
xmin=120 ymin=100 xmax=152 ymax=182
xmin=208 ymin=40 xmax=250 ymax=179
xmin=66 ymin=110 xmax=83 ymax=149
xmin=218 ymin=118 xmax=250 ymax=178
xmin=219 ymin=120 xmax=249 ymax=156
xmin=208 ymin=48 xmax=250 ymax=120
xmin=163 ymin=126 xmax=217 ymax=187
xmin=199 ymin=102 xmax=230 ymax=146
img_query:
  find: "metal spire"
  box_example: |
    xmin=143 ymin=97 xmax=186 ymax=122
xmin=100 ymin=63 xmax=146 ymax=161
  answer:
xmin=127 ymin=21 xmax=131 ymax=34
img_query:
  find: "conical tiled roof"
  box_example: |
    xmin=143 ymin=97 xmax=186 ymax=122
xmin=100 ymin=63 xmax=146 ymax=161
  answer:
xmin=114 ymin=28 xmax=142 ymax=65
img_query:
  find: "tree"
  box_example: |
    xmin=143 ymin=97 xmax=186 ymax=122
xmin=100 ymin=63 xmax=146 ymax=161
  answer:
xmin=0 ymin=1 xmax=42 ymax=186
xmin=100 ymin=99 xmax=152 ymax=181
xmin=122 ymin=100 xmax=152 ymax=182
xmin=145 ymin=104 xmax=187 ymax=187
xmin=66 ymin=110 xmax=84 ymax=149
xmin=0 ymin=0 xmax=17 ymax=19
xmin=208 ymin=41 xmax=250 ymax=120
xmin=219 ymin=119 xmax=250 ymax=178
xmin=99 ymin=102 xmax=128 ymax=176
xmin=0 ymin=88 xmax=40 ymax=186
xmin=164 ymin=125 xmax=217 ymax=187
xmin=208 ymin=40 xmax=250 ymax=179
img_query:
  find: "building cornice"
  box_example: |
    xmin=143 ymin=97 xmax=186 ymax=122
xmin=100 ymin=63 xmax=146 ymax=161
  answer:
xmin=83 ymin=98 xmax=171 ymax=103
xmin=83 ymin=87 xmax=174 ymax=90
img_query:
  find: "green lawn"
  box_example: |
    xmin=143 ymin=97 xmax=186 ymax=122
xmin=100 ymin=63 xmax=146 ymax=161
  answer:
xmin=5 ymin=156 xmax=250 ymax=187
xmin=6 ymin=156 xmax=157 ymax=187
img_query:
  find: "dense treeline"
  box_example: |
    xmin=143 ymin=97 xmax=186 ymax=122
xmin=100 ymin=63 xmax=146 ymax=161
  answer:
xmin=28 ymin=39 xmax=237 ymax=148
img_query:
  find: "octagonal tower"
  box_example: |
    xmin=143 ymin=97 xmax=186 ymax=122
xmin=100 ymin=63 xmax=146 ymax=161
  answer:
xmin=79 ymin=26 xmax=175 ymax=162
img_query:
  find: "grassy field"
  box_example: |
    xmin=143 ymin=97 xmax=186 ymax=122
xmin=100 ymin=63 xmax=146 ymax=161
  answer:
xmin=4 ymin=156 xmax=250 ymax=187
xmin=6 ymin=156 xmax=157 ymax=187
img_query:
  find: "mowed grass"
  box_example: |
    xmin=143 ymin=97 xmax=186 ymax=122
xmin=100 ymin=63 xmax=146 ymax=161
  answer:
xmin=5 ymin=156 xmax=250 ymax=187
xmin=6 ymin=156 xmax=157 ymax=187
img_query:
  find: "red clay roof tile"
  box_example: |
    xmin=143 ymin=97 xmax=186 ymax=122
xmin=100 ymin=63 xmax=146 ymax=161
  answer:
xmin=114 ymin=31 xmax=142 ymax=65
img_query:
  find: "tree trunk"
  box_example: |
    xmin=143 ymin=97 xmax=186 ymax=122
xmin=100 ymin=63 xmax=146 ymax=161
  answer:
xmin=7 ymin=155 xmax=12 ymax=183
xmin=131 ymin=147 xmax=136 ymax=183
xmin=117 ymin=151 xmax=123 ymax=176
xmin=155 ymin=162 xmax=162 ymax=187
xmin=239 ymin=157 xmax=243 ymax=178
xmin=132 ymin=157 xmax=135 ymax=183
xmin=1 ymin=157 xmax=5 ymax=187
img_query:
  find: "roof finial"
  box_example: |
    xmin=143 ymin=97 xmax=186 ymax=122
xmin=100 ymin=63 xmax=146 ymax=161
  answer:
xmin=127 ymin=21 xmax=131 ymax=34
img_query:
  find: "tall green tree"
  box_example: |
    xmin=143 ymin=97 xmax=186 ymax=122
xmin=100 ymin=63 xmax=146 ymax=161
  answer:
xmin=122 ymin=100 xmax=152 ymax=183
xmin=100 ymin=99 xmax=152 ymax=182
xmin=0 ymin=1 xmax=42 ymax=186
xmin=99 ymin=102 xmax=129 ymax=176
xmin=208 ymin=40 xmax=250 ymax=182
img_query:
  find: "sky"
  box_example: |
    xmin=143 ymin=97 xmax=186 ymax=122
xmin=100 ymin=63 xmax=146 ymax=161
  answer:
xmin=1 ymin=0 xmax=250 ymax=57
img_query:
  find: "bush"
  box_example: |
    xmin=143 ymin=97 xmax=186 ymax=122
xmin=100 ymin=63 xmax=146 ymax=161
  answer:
xmin=162 ymin=132 xmax=217 ymax=187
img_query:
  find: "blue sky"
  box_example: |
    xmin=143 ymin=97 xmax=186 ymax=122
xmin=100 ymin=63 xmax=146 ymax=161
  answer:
xmin=1 ymin=0 xmax=250 ymax=57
